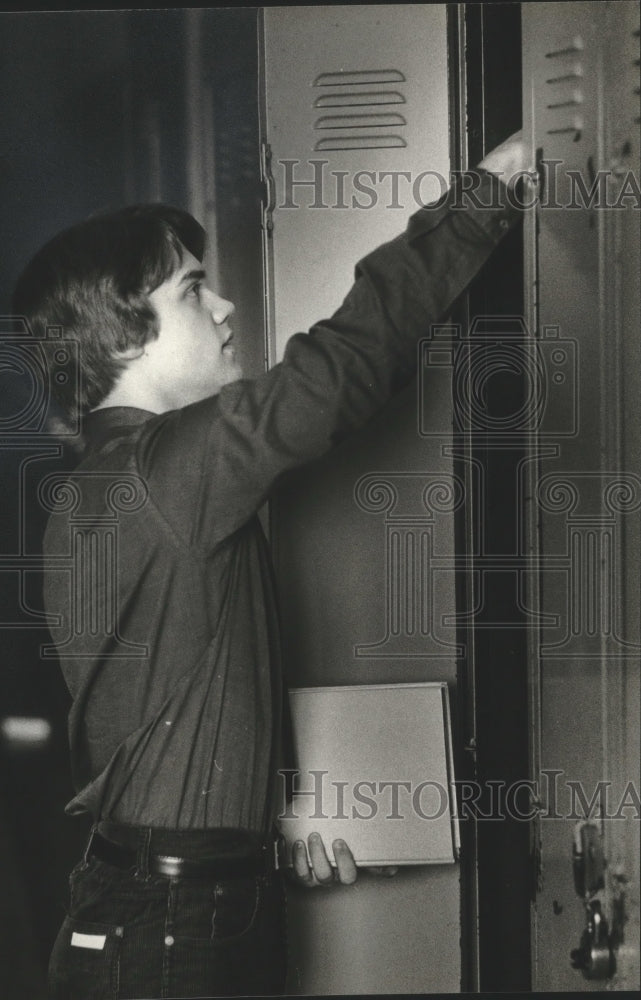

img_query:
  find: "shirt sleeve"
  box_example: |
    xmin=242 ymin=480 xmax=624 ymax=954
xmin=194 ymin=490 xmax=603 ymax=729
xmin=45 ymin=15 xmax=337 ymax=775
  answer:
xmin=136 ymin=169 xmax=522 ymax=550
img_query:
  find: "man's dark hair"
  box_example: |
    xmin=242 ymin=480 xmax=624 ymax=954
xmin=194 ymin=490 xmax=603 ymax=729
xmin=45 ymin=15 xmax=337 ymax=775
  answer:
xmin=12 ymin=204 xmax=206 ymax=418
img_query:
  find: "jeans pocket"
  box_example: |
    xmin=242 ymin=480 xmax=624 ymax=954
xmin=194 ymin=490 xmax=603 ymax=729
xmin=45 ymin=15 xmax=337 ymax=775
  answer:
xmin=163 ymin=876 xmax=287 ymax=997
xmin=48 ymin=916 xmax=124 ymax=1000
xmin=211 ymin=876 xmax=262 ymax=942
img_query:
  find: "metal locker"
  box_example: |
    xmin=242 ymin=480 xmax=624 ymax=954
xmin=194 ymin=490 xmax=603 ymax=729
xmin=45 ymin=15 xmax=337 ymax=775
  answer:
xmin=600 ymin=8 xmax=641 ymax=991
xmin=260 ymin=5 xmax=461 ymax=995
xmin=523 ymin=1 xmax=640 ymax=990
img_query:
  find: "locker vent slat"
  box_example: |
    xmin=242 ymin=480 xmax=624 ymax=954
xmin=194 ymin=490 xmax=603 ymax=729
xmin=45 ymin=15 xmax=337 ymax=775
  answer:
xmin=315 ymin=135 xmax=406 ymax=151
xmin=313 ymin=69 xmax=407 ymax=152
xmin=634 ymin=25 xmax=641 ymax=124
xmin=313 ymin=69 xmax=405 ymax=87
xmin=314 ymin=91 xmax=405 ymax=108
xmin=315 ymin=113 xmax=406 ymax=130
xmin=544 ymin=37 xmax=585 ymax=140
xmin=544 ymin=37 xmax=584 ymax=58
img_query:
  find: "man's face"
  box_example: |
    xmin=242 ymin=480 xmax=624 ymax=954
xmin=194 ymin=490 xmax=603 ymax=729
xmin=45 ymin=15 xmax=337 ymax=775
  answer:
xmin=143 ymin=247 xmax=241 ymax=409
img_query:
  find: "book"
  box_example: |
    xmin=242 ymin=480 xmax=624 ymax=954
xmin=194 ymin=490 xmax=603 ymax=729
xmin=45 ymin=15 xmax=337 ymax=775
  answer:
xmin=278 ymin=682 xmax=459 ymax=866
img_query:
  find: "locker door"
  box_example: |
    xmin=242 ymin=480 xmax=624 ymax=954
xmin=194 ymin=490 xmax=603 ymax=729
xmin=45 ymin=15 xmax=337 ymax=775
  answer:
xmin=523 ymin=1 xmax=640 ymax=990
xmin=600 ymin=7 xmax=641 ymax=990
xmin=260 ymin=6 xmax=460 ymax=995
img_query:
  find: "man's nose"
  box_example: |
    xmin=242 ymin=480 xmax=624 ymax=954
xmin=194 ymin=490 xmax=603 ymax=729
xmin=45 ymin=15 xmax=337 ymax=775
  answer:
xmin=207 ymin=290 xmax=235 ymax=325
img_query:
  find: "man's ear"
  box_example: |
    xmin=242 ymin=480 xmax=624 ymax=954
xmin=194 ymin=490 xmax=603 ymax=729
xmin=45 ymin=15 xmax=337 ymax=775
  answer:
xmin=116 ymin=344 xmax=146 ymax=361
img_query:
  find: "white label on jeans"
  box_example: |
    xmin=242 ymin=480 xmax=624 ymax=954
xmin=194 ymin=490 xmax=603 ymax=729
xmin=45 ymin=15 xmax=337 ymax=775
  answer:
xmin=71 ymin=931 xmax=106 ymax=950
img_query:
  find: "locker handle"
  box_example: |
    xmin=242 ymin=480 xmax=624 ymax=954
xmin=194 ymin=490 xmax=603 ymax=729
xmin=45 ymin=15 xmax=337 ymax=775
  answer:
xmin=572 ymin=821 xmax=605 ymax=897
xmin=535 ymin=146 xmax=546 ymax=203
xmin=260 ymin=140 xmax=276 ymax=236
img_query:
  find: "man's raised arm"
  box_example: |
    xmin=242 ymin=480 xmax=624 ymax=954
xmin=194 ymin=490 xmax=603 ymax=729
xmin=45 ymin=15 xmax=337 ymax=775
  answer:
xmin=138 ymin=134 xmax=531 ymax=553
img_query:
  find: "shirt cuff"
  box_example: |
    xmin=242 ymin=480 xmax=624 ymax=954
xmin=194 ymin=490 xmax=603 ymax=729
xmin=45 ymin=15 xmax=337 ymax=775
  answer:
xmin=406 ymin=167 xmax=523 ymax=245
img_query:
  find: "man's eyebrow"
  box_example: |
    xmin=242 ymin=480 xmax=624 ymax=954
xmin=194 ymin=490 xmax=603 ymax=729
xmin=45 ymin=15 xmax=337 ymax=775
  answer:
xmin=177 ymin=268 xmax=206 ymax=286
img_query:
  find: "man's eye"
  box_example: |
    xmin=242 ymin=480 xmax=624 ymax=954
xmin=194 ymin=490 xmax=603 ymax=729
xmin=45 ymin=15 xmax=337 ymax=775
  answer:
xmin=188 ymin=282 xmax=202 ymax=299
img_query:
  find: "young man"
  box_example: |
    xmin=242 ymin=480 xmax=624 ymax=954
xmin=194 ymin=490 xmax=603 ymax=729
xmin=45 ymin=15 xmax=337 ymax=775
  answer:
xmin=13 ymin=134 xmax=528 ymax=998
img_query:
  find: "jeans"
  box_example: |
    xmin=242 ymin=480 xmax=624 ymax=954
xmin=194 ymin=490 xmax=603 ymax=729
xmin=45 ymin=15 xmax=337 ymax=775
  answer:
xmin=48 ymin=825 xmax=288 ymax=999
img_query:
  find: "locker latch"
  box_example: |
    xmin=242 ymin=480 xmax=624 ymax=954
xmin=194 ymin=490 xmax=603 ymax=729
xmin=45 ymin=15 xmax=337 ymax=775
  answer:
xmin=570 ymin=822 xmax=615 ymax=980
xmin=572 ymin=820 xmax=605 ymax=896
xmin=570 ymin=899 xmax=616 ymax=980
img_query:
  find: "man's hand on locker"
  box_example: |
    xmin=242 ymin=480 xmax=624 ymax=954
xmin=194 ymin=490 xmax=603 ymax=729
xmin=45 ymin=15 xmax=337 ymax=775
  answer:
xmin=478 ymin=129 xmax=535 ymax=189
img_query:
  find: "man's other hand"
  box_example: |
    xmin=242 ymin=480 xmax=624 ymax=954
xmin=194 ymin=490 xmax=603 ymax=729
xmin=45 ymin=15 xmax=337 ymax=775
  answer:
xmin=291 ymin=833 xmax=357 ymax=887
xmin=290 ymin=833 xmax=397 ymax=887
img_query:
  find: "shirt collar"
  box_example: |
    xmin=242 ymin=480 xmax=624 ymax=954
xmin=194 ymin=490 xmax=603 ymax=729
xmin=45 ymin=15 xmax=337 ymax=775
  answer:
xmin=82 ymin=406 xmax=155 ymax=447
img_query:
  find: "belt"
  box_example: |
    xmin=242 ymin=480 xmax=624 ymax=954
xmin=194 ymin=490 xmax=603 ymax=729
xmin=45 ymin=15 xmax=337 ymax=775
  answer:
xmin=89 ymin=830 xmax=280 ymax=879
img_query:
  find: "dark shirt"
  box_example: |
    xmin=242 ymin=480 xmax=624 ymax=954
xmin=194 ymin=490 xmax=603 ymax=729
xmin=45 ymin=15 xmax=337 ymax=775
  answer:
xmin=43 ymin=170 xmax=520 ymax=832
